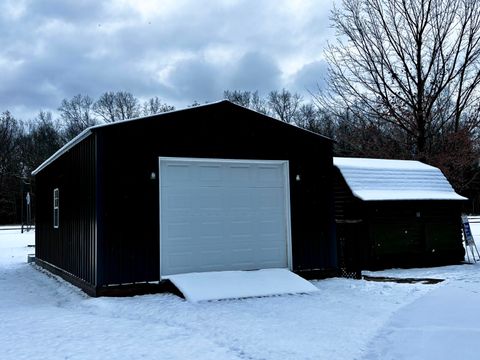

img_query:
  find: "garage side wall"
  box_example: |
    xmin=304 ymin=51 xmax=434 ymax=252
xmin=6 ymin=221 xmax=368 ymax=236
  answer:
xmin=35 ymin=135 xmax=97 ymax=291
xmin=96 ymin=103 xmax=336 ymax=286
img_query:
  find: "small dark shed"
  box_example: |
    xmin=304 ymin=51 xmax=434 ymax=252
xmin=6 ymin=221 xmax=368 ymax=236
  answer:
xmin=334 ymin=157 xmax=466 ymax=270
xmin=33 ymin=100 xmax=337 ymax=296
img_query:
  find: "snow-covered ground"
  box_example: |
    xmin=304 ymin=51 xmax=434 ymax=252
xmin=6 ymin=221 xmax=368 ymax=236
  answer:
xmin=1 ymin=230 xmax=480 ymax=359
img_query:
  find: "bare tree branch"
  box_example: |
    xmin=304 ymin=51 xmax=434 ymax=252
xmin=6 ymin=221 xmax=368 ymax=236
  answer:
xmin=320 ymin=0 xmax=480 ymax=158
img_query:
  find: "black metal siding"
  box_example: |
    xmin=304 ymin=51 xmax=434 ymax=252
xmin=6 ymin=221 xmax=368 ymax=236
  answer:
xmin=96 ymin=102 xmax=335 ymax=286
xmin=35 ymin=135 xmax=97 ymax=285
xmin=365 ymin=201 xmax=464 ymax=268
xmin=333 ymin=168 xmax=363 ymax=222
xmin=333 ymin=168 xmax=366 ymax=271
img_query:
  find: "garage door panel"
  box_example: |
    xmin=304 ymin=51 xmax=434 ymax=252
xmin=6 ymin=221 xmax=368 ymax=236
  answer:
xmin=166 ymin=251 xmax=197 ymax=273
xmin=258 ymin=219 xmax=283 ymax=232
xmin=229 ymin=246 xmax=257 ymax=258
xmin=257 ymin=166 xmax=284 ymax=186
xmin=199 ymin=250 xmax=224 ymax=264
xmin=198 ymin=164 xmax=222 ymax=183
xmin=163 ymin=240 xmax=200 ymax=252
xmin=162 ymin=164 xmax=191 ymax=186
xmin=199 ymin=192 xmax=223 ymax=207
xmin=165 ymin=223 xmax=193 ymax=239
xmin=198 ymin=219 xmax=223 ymax=232
xmin=229 ymin=191 xmax=254 ymax=207
xmin=160 ymin=158 xmax=291 ymax=277
xmin=258 ymin=188 xmax=284 ymax=207
xmin=229 ymin=223 xmax=254 ymax=236
xmin=229 ymin=165 xmax=252 ymax=184
xmin=163 ymin=192 xmax=191 ymax=210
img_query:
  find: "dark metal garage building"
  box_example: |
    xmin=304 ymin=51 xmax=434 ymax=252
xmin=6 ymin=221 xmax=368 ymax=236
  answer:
xmin=334 ymin=157 xmax=466 ymax=270
xmin=33 ymin=101 xmax=337 ymax=296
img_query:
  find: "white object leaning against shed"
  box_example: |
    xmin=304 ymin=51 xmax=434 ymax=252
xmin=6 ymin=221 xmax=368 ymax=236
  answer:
xmin=333 ymin=157 xmax=467 ymax=201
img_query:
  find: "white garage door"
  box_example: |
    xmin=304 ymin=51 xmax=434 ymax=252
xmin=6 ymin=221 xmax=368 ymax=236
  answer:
xmin=159 ymin=157 xmax=292 ymax=278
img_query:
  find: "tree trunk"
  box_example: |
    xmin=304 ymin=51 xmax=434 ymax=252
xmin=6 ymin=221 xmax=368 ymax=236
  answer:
xmin=416 ymin=115 xmax=427 ymax=161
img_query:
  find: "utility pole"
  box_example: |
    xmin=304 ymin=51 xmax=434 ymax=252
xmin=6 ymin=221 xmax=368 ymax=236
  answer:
xmin=20 ymin=178 xmax=31 ymax=233
xmin=21 ymin=180 xmax=24 ymax=234
xmin=26 ymin=191 xmax=31 ymax=231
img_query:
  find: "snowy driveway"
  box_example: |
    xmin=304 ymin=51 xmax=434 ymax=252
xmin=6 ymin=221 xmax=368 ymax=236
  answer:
xmin=362 ymin=266 xmax=480 ymax=360
xmin=1 ymin=230 xmax=479 ymax=359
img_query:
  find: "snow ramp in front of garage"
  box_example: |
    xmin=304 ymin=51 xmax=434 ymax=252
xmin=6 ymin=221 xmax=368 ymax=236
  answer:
xmin=166 ymin=268 xmax=319 ymax=302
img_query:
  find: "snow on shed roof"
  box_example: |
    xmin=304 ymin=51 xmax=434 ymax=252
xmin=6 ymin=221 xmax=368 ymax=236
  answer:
xmin=333 ymin=157 xmax=467 ymax=201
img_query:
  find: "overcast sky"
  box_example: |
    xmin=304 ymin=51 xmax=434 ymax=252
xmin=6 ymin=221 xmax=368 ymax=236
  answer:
xmin=0 ymin=0 xmax=335 ymax=120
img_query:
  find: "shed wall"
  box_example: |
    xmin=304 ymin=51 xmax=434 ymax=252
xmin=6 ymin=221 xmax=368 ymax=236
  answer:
xmin=35 ymin=135 xmax=97 ymax=286
xmin=366 ymin=201 xmax=464 ymax=268
xmin=333 ymin=168 xmax=464 ymax=269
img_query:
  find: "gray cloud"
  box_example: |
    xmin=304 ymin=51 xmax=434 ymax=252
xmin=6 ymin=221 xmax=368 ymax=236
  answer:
xmin=161 ymin=51 xmax=283 ymax=104
xmin=0 ymin=0 xmax=334 ymax=119
xmin=290 ymin=60 xmax=329 ymax=95
xmin=228 ymin=52 xmax=282 ymax=94
xmin=164 ymin=57 xmax=218 ymax=102
xmin=27 ymin=1 xmax=107 ymax=23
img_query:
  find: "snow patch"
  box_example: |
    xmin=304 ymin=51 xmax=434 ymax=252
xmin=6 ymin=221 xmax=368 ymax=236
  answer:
xmin=166 ymin=268 xmax=319 ymax=302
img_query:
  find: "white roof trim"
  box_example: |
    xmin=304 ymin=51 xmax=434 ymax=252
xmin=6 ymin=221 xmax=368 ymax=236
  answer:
xmin=334 ymin=157 xmax=467 ymax=201
xmin=32 ymin=129 xmax=92 ymax=175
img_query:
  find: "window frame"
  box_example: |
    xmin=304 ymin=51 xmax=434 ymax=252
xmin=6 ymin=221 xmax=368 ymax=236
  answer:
xmin=53 ymin=188 xmax=59 ymax=229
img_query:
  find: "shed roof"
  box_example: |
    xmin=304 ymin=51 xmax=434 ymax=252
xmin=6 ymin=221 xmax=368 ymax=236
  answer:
xmin=32 ymin=100 xmax=331 ymax=175
xmin=333 ymin=157 xmax=467 ymax=201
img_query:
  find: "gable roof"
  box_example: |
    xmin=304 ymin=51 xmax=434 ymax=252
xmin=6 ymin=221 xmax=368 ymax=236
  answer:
xmin=333 ymin=157 xmax=467 ymax=201
xmin=32 ymin=100 xmax=331 ymax=175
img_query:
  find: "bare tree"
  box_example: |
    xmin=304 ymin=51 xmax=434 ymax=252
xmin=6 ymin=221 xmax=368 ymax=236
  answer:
xmin=267 ymin=89 xmax=302 ymax=123
xmin=0 ymin=111 xmax=22 ymax=179
xmin=93 ymin=91 xmax=140 ymax=122
xmin=188 ymin=100 xmax=211 ymax=107
xmin=224 ymin=90 xmax=269 ymax=115
xmin=58 ymin=94 xmax=98 ymax=141
xmin=223 ymin=90 xmax=252 ymax=108
xmin=142 ymin=96 xmax=175 ymax=116
xmin=92 ymin=92 xmax=116 ymax=123
xmin=250 ymin=91 xmax=269 ymax=115
xmin=20 ymin=111 xmax=63 ymax=175
xmin=321 ymin=0 xmax=480 ymax=159
xmin=294 ymin=103 xmax=320 ymax=131
xmin=0 ymin=111 xmax=23 ymax=223
xmin=114 ymin=91 xmax=140 ymax=120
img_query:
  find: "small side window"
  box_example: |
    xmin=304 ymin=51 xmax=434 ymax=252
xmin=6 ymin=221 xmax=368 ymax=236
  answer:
xmin=53 ymin=188 xmax=59 ymax=228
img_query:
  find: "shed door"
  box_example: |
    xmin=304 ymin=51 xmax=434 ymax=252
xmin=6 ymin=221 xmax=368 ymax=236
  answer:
xmin=159 ymin=157 xmax=292 ymax=278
